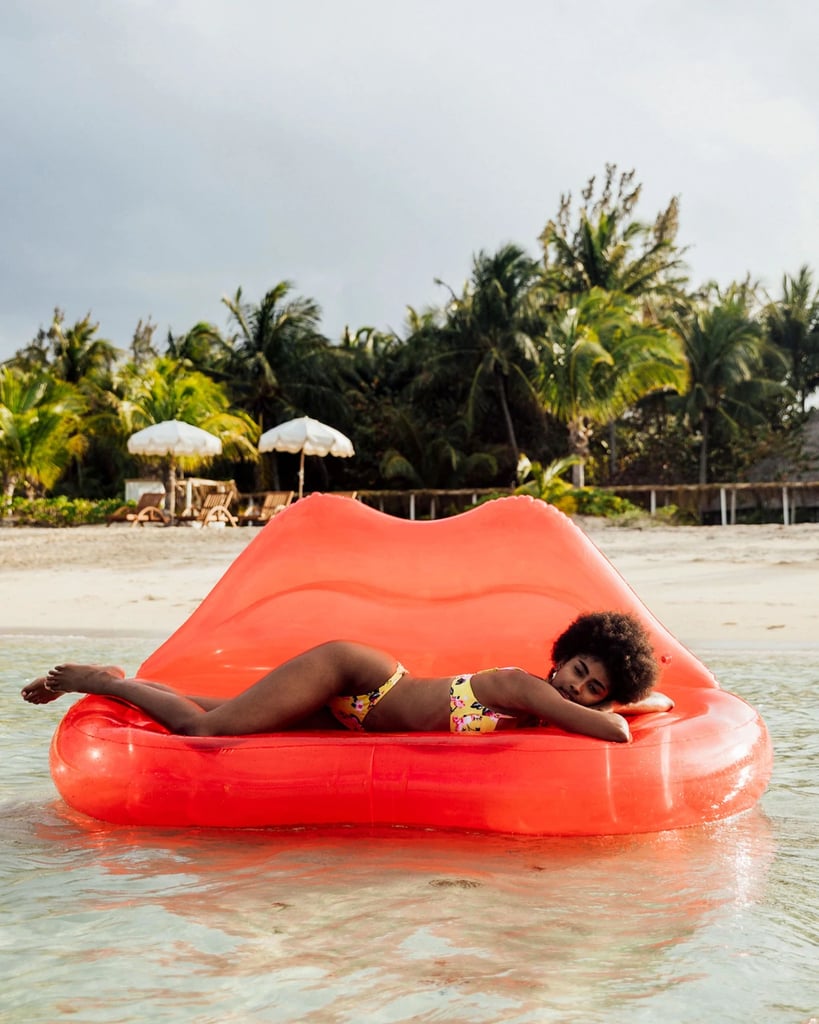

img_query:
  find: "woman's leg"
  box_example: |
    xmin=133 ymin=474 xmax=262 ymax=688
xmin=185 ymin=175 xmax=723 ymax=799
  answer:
xmin=22 ymin=673 xmax=225 ymax=711
xmin=179 ymin=640 xmax=395 ymax=735
xmin=123 ymin=680 xmax=226 ymax=711
xmin=38 ymin=666 xmax=218 ymax=732
xmin=39 ymin=641 xmax=397 ymax=736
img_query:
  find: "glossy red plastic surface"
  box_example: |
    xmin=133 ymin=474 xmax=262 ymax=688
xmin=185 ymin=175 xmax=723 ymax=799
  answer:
xmin=50 ymin=495 xmax=772 ymax=834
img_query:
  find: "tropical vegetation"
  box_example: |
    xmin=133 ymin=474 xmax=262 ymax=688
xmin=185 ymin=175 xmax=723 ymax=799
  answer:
xmin=1 ymin=165 xmax=816 ymax=522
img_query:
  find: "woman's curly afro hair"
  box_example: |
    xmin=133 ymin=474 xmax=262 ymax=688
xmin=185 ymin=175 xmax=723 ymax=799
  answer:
xmin=551 ymin=611 xmax=658 ymax=705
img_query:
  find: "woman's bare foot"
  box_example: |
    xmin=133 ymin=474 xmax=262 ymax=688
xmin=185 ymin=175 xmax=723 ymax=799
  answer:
xmin=21 ymin=677 xmax=62 ymax=704
xmin=44 ymin=664 xmax=125 ymax=696
xmin=22 ymin=665 xmax=125 ymax=703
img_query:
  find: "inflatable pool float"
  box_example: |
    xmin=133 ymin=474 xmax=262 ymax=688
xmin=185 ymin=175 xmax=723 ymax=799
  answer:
xmin=50 ymin=495 xmax=772 ymax=835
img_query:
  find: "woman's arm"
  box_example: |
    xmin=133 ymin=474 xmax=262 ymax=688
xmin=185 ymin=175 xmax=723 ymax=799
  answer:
xmin=475 ymin=670 xmax=632 ymax=742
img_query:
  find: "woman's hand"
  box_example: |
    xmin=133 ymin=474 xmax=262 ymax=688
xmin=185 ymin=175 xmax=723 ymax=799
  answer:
xmin=599 ymin=691 xmax=675 ymax=716
xmin=598 ymin=711 xmax=632 ymax=742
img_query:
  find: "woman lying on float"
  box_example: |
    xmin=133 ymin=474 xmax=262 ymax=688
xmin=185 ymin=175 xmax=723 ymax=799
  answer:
xmin=23 ymin=612 xmax=673 ymax=743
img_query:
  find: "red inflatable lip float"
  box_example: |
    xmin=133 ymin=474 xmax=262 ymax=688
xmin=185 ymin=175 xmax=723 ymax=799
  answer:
xmin=50 ymin=495 xmax=772 ymax=835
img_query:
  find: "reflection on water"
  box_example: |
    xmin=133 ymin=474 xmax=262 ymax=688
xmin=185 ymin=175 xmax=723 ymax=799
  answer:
xmin=2 ymin=638 xmax=818 ymax=1023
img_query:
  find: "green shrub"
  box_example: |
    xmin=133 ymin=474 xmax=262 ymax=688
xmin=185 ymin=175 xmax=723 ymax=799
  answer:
xmin=565 ymin=487 xmax=639 ymax=517
xmin=6 ymin=496 xmax=125 ymax=526
xmin=652 ymin=504 xmax=697 ymax=525
xmin=511 ymin=454 xmax=642 ymax=519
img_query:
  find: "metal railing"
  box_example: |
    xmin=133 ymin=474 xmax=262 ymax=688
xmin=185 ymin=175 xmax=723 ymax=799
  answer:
xmin=601 ymin=480 xmax=819 ymax=526
xmin=311 ymin=482 xmax=819 ymax=526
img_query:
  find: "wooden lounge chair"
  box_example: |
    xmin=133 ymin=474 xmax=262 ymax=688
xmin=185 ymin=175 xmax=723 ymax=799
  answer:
xmin=106 ymin=492 xmax=170 ymax=527
xmin=196 ymin=490 xmax=239 ymax=527
xmin=331 ymin=491 xmax=358 ymax=500
xmin=238 ymin=490 xmax=294 ymax=526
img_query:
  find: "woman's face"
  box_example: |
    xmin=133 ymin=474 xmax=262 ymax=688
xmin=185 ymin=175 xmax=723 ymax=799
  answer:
xmin=550 ymin=655 xmax=611 ymax=706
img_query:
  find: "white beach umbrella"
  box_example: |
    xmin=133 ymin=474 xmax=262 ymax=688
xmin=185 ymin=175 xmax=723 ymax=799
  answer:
xmin=127 ymin=420 xmax=223 ymax=519
xmin=258 ymin=416 xmax=354 ymax=498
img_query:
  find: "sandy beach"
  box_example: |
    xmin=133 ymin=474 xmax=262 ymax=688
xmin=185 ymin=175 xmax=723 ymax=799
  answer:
xmin=1 ymin=517 xmax=817 ymax=651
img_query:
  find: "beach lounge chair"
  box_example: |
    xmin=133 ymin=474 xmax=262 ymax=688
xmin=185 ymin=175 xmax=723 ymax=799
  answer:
xmin=106 ymin=492 xmax=170 ymax=527
xmin=238 ymin=490 xmax=294 ymax=526
xmin=195 ymin=489 xmax=239 ymax=527
xmin=331 ymin=491 xmax=358 ymax=500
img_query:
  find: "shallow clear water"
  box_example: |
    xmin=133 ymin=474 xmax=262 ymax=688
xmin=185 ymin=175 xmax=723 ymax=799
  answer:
xmin=2 ymin=636 xmax=817 ymax=1024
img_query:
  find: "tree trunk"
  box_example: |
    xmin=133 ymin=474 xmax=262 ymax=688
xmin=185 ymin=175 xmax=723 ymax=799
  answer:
xmin=163 ymin=457 xmax=178 ymax=519
xmin=568 ymin=418 xmax=590 ymax=488
xmin=496 ymin=372 xmax=519 ymax=464
xmin=698 ymin=414 xmax=710 ymax=486
xmin=608 ymin=420 xmax=617 ymax=479
xmin=2 ymin=477 xmax=17 ymax=519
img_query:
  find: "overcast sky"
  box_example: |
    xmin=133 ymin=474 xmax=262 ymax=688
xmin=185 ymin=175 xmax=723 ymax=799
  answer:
xmin=2 ymin=0 xmax=817 ymax=362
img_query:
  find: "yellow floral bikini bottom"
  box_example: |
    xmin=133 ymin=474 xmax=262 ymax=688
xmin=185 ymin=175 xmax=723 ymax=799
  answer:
xmin=327 ymin=663 xmax=407 ymax=731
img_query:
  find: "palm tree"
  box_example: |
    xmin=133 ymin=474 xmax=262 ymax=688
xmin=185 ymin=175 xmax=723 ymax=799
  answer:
xmin=129 ymin=319 xmax=160 ymax=366
xmin=536 ymin=289 xmax=689 ymax=486
xmin=222 ymin=282 xmax=342 ymax=432
xmin=763 ymin=265 xmax=819 ymax=415
xmin=10 ymin=311 xmax=123 ymax=497
xmin=46 ymin=311 xmax=120 ymax=385
xmin=672 ymin=282 xmax=789 ymax=484
xmin=537 ymin=168 xmax=691 ymax=481
xmin=338 ymin=325 xmax=403 ymax=383
xmin=440 ymin=244 xmax=542 ymax=462
xmin=222 ymin=283 xmax=347 ymax=488
xmin=0 ymin=367 xmax=85 ymax=509
xmin=539 ymin=165 xmax=689 ymax=303
xmin=13 ymin=309 xmax=119 ymax=386
xmin=379 ymin=410 xmax=498 ymax=490
xmin=164 ymin=321 xmax=231 ymax=377
xmin=116 ymin=357 xmax=258 ymax=500
xmin=336 ymin=324 xmax=405 ymax=420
